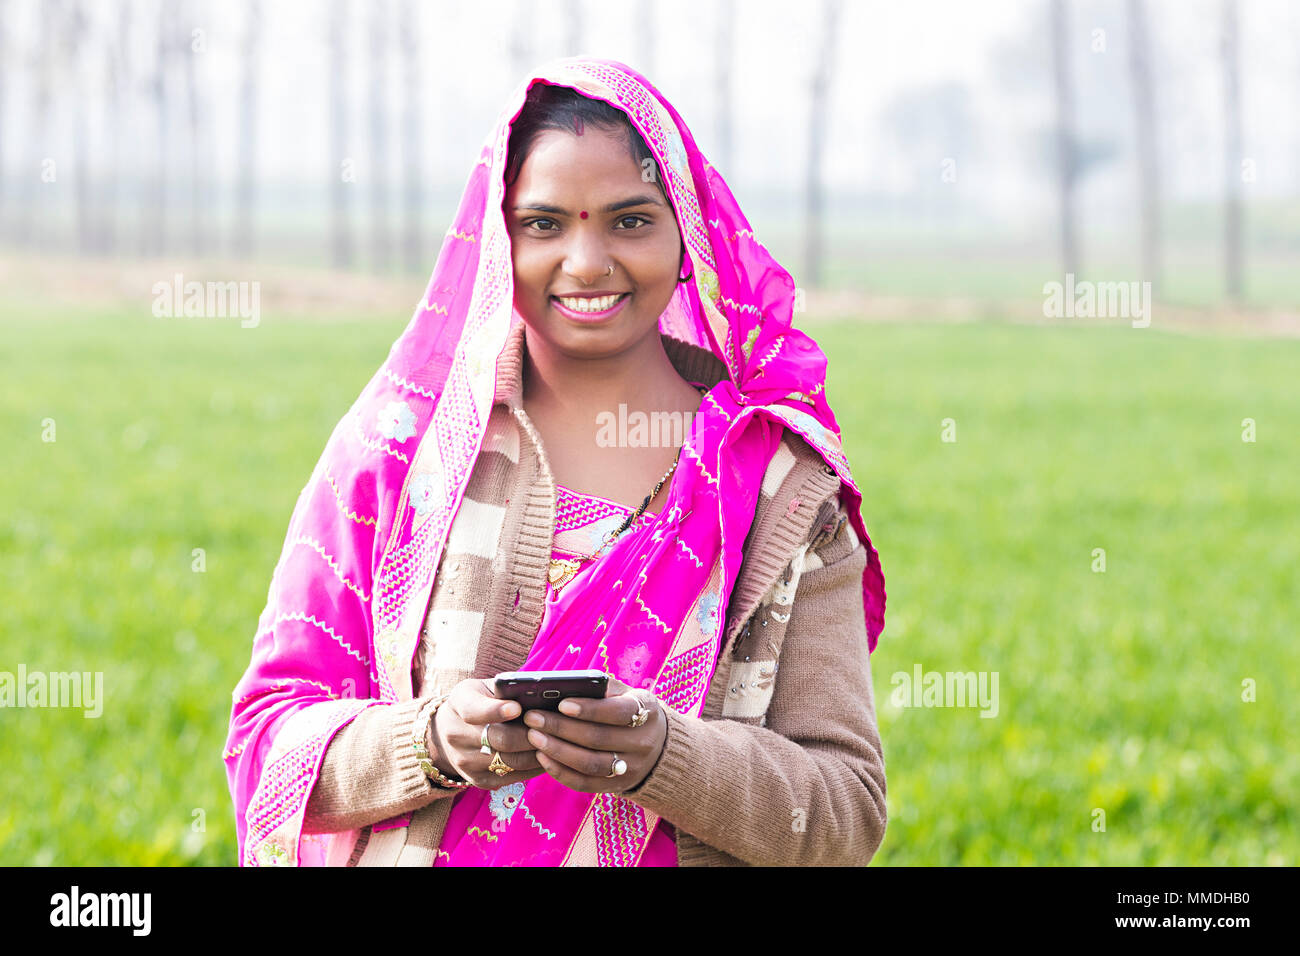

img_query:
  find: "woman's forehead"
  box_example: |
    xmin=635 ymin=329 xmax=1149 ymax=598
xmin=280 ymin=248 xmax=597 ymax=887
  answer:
xmin=510 ymin=127 xmax=656 ymax=194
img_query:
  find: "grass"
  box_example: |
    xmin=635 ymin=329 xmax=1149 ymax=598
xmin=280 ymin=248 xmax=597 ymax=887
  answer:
xmin=1 ymin=302 xmax=1296 ymax=865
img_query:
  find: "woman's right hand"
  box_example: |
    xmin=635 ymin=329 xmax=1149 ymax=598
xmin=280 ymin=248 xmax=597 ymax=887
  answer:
xmin=427 ymin=678 xmax=546 ymax=790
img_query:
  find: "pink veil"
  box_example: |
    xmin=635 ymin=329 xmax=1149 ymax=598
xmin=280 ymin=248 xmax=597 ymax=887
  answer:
xmin=224 ymin=57 xmax=885 ymax=867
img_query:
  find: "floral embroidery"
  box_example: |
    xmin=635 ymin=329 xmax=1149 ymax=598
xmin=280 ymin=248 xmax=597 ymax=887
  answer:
xmin=695 ymin=592 xmax=720 ymax=638
xmin=376 ymin=400 xmax=417 ymax=443
xmin=255 ymin=838 xmax=291 ymax=866
xmin=698 ymin=264 xmax=720 ymax=305
xmin=408 ymin=471 xmax=439 ymax=515
xmin=489 ymin=783 xmax=526 ymax=824
xmin=615 ymin=640 xmax=653 ymax=687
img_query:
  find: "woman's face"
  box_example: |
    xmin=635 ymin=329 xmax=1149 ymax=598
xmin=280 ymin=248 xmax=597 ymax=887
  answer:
xmin=504 ymin=125 xmax=683 ymax=361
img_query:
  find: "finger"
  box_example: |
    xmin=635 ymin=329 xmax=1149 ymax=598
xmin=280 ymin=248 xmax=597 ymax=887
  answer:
xmin=478 ymin=721 xmax=533 ymax=754
xmin=523 ymin=709 xmax=646 ymax=752
xmin=528 ymin=728 xmax=625 ymax=779
xmin=535 ymin=750 xmax=598 ymax=793
xmin=554 ymin=689 xmax=650 ymax=728
xmin=477 ymin=748 xmax=544 ymax=775
xmin=459 ymin=690 xmax=522 ymax=726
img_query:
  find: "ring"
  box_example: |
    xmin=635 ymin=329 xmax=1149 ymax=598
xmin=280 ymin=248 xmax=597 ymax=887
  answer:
xmin=628 ymin=695 xmax=651 ymax=728
xmin=488 ymin=751 xmax=514 ymax=776
xmin=606 ymin=754 xmax=628 ymax=778
xmin=605 ymin=265 xmax=615 ymax=276
xmin=479 ymin=725 xmax=492 ymax=755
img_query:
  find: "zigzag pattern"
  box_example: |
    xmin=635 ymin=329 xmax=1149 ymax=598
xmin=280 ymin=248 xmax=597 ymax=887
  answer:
xmin=757 ymin=338 xmax=784 ymax=369
xmin=231 ymin=676 xmax=339 ymax=709
xmin=681 ymin=441 xmax=718 ymax=486
xmin=351 ymin=410 xmax=410 ymax=464
xmin=223 ymin=740 xmax=247 ymax=759
xmin=323 ymin=469 xmax=377 ymax=526
xmin=521 ymin=804 xmax=556 ymax=840
xmin=675 ymin=536 xmax=703 ymax=568
xmin=382 ymin=366 xmax=438 ymax=401
xmin=446 ymin=228 xmax=477 ymax=243
xmin=719 ymin=296 xmax=761 ymax=316
xmin=703 ymin=392 xmax=734 ymax=423
xmin=292 ymin=534 xmax=371 ymax=603
xmin=636 ymin=594 xmax=673 ymax=634
xmin=262 ymin=611 xmax=370 ymax=666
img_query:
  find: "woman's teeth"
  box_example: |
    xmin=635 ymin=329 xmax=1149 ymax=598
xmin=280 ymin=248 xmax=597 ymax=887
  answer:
xmin=555 ymin=294 xmax=625 ymax=313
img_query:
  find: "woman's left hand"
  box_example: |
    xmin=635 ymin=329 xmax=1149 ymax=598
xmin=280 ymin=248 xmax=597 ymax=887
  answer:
xmin=523 ymin=677 xmax=668 ymax=794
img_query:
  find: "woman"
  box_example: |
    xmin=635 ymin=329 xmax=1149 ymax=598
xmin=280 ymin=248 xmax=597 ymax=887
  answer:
xmin=224 ymin=57 xmax=887 ymax=867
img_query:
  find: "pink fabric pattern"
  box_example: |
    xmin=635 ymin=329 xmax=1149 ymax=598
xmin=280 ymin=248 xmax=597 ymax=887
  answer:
xmin=224 ymin=56 xmax=885 ymax=867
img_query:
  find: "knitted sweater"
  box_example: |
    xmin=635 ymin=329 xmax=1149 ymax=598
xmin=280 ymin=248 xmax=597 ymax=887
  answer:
xmin=300 ymin=321 xmax=887 ymax=866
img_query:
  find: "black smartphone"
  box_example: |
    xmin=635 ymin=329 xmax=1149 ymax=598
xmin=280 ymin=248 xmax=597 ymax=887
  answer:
xmin=493 ymin=669 xmax=609 ymax=720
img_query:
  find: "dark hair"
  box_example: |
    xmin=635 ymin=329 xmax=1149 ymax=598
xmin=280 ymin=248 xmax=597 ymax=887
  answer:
xmin=504 ymin=83 xmax=667 ymax=201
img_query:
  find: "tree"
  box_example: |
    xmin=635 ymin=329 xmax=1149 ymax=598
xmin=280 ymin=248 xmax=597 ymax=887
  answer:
xmin=714 ymin=0 xmax=734 ymax=177
xmin=1221 ymin=0 xmax=1243 ymax=302
xmin=1127 ymin=0 xmax=1162 ymax=296
xmin=399 ymin=0 xmax=422 ymax=273
xmin=368 ymin=0 xmax=391 ymax=272
xmin=329 ymin=0 xmax=354 ymax=269
xmin=234 ymin=0 xmax=261 ymax=259
xmin=1050 ymin=0 xmax=1079 ymax=278
xmin=803 ymin=0 xmax=842 ymax=289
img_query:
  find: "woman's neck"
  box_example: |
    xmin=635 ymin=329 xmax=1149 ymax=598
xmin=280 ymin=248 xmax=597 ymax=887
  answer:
xmin=521 ymin=326 xmax=697 ymax=427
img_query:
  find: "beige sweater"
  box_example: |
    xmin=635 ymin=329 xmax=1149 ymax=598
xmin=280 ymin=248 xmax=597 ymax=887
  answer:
xmin=302 ymin=322 xmax=887 ymax=866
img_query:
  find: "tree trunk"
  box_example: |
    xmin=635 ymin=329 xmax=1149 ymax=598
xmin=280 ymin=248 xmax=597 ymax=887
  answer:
xmin=1127 ymin=0 xmax=1161 ymax=296
xmin=149 ymin=0 xmax=169 ymax=256
xmin=1051 ymin=0 xmax=1079 ymax=279
xmin=368 ymin=0 xmax=391 ymax=272
xmin=234 ymin=0 xmax=261 ymax=259
xmin=179 ymin=0 xmax=206 ymax=257
xmin=330 ymin=0 xmax=353 ymax=269
xmin=714 ymin=0 xmax=734 ymax=176
xmin=399 ymin=0 xmax=422 ymax=273
xmin=803 ymin=0 xmax=841 ymax=289
xmin=1222 ymin=0 xmax=1243 ymax=302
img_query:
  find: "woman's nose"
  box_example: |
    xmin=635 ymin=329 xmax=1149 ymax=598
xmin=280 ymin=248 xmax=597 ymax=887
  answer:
xmin=561 ymin=231 xmax=611 ymax=285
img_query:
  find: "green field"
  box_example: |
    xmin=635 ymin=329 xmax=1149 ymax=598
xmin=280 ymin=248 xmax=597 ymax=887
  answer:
xmin=2 ymin=304 xmax=1296 ymax=865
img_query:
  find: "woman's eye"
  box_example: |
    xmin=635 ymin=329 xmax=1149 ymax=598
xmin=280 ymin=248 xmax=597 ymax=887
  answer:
xmin=615 ymin=215 xmax=649 ymax=230
xmin=526 ymin=218 xmax=558 ymax=232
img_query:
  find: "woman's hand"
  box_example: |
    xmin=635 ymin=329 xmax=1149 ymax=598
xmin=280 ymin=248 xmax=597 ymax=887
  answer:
xmin=523 ymin=677 xmax=669 ymax=794
xmin=429 ymin=679 xmax=547 ymax=790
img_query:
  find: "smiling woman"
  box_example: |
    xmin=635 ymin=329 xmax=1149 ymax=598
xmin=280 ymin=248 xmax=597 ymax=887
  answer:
xmin=224 ymin=58 xmax=888 ymax=868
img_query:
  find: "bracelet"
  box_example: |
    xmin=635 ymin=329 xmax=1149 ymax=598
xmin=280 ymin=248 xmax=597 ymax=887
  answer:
xmin=413 ymin=694 xmax=472 ymax=790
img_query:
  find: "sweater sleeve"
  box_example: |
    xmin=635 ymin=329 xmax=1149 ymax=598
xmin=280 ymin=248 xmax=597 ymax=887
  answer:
xmin=301 ymin=692 xmax=461 ymax=834
xmin=623 ymin=512 xmax=888 ymax=866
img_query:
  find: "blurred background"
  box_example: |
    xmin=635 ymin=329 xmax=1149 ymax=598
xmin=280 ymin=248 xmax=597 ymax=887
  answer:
xmin=1 ymin=0 xmax=1296 ymax=866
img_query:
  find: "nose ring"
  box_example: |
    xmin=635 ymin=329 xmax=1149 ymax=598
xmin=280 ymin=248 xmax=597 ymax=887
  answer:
xmin=605 ymin=265 xmax=615 ymax=277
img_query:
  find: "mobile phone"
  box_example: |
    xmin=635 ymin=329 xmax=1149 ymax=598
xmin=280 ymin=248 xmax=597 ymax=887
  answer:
xmin=493 ymin=669 xmax=609 ymax=718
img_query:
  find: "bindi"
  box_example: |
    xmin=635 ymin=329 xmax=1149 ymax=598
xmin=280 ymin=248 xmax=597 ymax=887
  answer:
xmin=579 ymin=210 xmax=588 ymax=219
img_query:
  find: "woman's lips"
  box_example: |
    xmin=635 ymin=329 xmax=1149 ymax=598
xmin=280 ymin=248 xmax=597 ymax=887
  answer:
xmin=550 ymin=292 xmax=631 ymax=322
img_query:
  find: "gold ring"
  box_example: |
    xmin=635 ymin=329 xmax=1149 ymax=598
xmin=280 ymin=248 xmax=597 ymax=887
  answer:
xmin=628 ymin=694 xmax=651 ymax=728
xmin=488 ymin=751 xmax=514 ymax=776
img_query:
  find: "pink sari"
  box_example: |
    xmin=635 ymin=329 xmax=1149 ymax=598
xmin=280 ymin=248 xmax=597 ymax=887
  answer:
xmin=224 ymin=57 xmax=885 ymax=867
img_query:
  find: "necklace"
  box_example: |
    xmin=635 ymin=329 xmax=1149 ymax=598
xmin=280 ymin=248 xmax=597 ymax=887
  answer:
xmin=548 ymin=444 xmax=683 ymax=593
